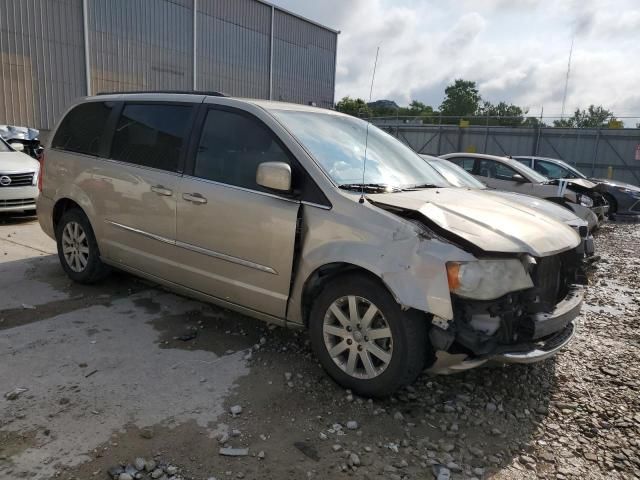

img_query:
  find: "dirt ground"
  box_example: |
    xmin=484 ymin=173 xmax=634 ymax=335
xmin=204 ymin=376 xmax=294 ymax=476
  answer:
xmin=1 ymin=216 xmax=639 ymax=480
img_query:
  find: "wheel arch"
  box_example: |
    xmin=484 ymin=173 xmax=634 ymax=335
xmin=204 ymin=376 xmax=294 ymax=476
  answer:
xmin=300 ymin=262 xmax=386 ymax=327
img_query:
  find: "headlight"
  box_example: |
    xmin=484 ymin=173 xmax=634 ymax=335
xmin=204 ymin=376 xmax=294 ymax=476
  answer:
xmin=32 ymin=166 xmax=39 ymax=186
xmin=578 ymin=194 xmax=593 ymax=207
xmin=446 ymin=259 xmax=533 ymax=300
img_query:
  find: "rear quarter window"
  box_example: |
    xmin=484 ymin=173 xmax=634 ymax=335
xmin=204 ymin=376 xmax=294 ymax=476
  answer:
xmin=52 ymin=102 xmax=114 ymax=156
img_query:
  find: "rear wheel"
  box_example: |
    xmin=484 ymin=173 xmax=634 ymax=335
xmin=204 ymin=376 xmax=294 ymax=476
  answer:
xmin=309 ymin=273 xmax=428 ymax=397
xmin=55 ymin=209 xmax=110 ymax=283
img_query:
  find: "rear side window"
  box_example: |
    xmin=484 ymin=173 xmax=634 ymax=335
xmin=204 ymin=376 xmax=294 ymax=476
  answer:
xmin=194 ymin=108 xmax=291 ymax=191
xmin=110 ymin=104 xmax=193 ymax=172
xmin=52 ymin=102 xmax=113 ymax=156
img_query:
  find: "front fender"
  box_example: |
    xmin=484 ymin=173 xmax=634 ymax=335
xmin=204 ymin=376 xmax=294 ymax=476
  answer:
xmin=287 ymin=214 xmax=474 ymax=325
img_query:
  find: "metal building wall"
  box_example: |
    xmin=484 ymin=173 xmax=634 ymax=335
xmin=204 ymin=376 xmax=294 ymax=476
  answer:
xmin=0 ymin=0 xmax=338 ymax=133
xmin=272 ymin=10 xmax=336 ymax=108
xmin=88 ymin=0 xmax=194 ymax=94
xmin=0 ymin=0 xmax=86 ymax=130
xmin=196 ymin=0 xmax=271 ymax=98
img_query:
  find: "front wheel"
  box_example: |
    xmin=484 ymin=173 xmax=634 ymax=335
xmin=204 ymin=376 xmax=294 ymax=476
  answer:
xmin=55 ymin=209 xmax=110 ymax=284
xmin=309 ymin=273 xmax=428 ymax=397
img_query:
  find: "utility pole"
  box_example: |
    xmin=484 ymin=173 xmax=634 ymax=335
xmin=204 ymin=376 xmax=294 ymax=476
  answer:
xmin=560 ymin=36 xmax=574 ymax=120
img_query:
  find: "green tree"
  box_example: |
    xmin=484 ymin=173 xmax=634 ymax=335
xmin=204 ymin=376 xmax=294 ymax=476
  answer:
xmin=477 ymin=101 xmax=528 ymax=126
xmin=439 ymin=79 xmax=481 ymax=120
xmin=553 ymin=105 xmax=620 ymax=128
xmin=335 ymin=96 xmax=370 ymax=117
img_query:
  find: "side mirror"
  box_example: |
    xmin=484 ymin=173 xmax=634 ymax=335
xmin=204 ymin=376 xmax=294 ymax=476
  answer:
xmin=512 ymin=173 xmax=527 ymax=183
xmin=256 ymin=162 xmax=292 ymax=192
xmin=9 ymin=142 xmax=24 ymax=152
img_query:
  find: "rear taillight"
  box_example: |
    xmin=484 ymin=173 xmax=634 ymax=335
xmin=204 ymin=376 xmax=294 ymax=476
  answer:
xmin=38 ymin=152 xmax=44 ymax=192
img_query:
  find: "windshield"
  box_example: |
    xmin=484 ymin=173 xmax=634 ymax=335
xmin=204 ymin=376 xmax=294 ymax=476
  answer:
xmin=0 ymin=138 xmax=11 ymax=153
xmin=507 ymin=158 xmax=549 ymax=183
xmin=268 ymin=109 xmax=447 ymax=189
xmin=547 ymin=158 xmax=587 ymax=179
xmin=425 ymin=157 xmax=487 ymax=189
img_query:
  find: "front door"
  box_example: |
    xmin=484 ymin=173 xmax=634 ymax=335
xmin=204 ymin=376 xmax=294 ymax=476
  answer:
xmin=174 ymin=106 xmax=300 ymax=318
xmin=476 ymin=158 xmax=536 ymax=195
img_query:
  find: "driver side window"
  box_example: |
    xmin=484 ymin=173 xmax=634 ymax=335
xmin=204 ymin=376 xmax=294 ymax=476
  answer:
xmin=194 ymin=108 xmax=291 ymax=192
xmin=478 ymin=159 xmax=519 ymax=181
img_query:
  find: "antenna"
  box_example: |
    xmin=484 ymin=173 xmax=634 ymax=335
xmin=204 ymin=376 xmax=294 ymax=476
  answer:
xmin=560 ymin=36 xmax=574 ymax=119
xmin=359 ymin=46 xmax=380 ymax=204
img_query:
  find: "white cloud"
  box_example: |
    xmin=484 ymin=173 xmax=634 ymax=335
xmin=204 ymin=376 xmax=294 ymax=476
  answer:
xmin=271 ymin=0 xmax=640 ymax=117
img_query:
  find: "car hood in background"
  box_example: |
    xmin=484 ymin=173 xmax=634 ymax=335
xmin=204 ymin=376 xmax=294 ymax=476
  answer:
xmin=592 ymin=178 xmax=640 ymax=191
xmin=546 ymin=177 xmax=605 ymax=193
xmin=484 ymin=190 xmax=585 ymax=228
xmin=367 ymin=188 xmax=580 ymax=257
xmin=0 ymin=124 xmax=40 ymax=142
xmin=0 ymin=151 xmax=40 ymax=172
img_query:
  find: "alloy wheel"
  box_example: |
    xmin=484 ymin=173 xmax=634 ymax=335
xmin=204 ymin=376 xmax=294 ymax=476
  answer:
xmin=323 ymin=295 xmax=393 ymax=379
xmin=61 ymin=221 xmax=89 ymax=273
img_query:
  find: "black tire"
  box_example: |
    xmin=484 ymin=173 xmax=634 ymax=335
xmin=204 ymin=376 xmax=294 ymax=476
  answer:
xmin=55 ymin=208 xmax=110 ymax=284
xmin=309 ymin=273 xmax=428 ymax=397
xmin=603 ymin=193 xmax=617 ymax=218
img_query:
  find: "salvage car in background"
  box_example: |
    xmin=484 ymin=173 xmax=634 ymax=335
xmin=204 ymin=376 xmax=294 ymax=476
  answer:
xmin=0 ymin=124 xmax=43 ymax=160
xmin=441 ymin=152 xmax=606 ymax=229
xmin=513 ymin=155 xmax=640 ymax=219
xmin=422 ymin=155 xmax=595 ymax=259
xmin=0 ymin=136 xmax=40 ymax=214
xmin=39 ymin=93 xmax=586 ymax=396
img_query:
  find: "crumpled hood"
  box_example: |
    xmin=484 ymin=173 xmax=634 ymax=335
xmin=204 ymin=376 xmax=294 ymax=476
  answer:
xmin=0 ymin=151 xmax=40 ymax=173
xmin=485 ymin=190 xmax=585 ymax=228
xmin=546 ymin=177 xmax=604 ymax=192
xmin=367 ymin=188 xmax=581 ymax=257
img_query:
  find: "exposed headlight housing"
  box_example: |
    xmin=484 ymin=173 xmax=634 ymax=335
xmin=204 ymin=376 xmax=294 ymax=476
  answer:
xmin=446 ymin=259 xmax=534 ymax=300
xmin=578 ymin=194 xmax=593 ymax=207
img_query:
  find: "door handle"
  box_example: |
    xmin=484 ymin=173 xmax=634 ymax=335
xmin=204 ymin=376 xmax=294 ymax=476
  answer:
xmin=151 ymin=185 xmax=173 ymax=196
xmin=182 ymin=193 xmax=208 ymax=205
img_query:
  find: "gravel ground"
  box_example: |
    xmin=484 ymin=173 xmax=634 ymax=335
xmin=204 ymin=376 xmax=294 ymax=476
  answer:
xmin=1 ymin=219 xmax=639 ymax=480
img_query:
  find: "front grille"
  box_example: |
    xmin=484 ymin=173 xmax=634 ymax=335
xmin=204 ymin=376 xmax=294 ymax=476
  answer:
xmin=531 ymin=251 xmax=576 ymax=310
xmin=0 ymin=172 xmax=34 ymax=187
xmin=0 ymin=198 xmax=36 ymax=207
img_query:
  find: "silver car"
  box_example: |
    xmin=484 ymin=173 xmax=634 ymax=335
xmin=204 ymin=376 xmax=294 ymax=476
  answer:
xmin=38 ymin=93 xmax=585 ymax=396
xmin=440 ymin=152 xmax=603 ymax=230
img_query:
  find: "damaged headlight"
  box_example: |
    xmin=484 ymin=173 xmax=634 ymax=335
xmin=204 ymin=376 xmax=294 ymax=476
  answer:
xmin=446 ymin=259 xmax=533 ymax=300
xmin=578 ymin=194 xmax=593 ymax=208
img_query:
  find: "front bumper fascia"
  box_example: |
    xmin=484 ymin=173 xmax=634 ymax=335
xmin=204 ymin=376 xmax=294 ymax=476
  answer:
xmin=428 ymin=286 xmax=583 ymax=374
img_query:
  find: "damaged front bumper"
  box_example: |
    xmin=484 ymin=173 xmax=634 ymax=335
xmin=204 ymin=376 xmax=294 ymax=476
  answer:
xmin=427 ymin=286 xmax=583 ymax=374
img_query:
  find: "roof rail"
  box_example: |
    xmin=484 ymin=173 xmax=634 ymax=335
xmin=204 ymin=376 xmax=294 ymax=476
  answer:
xmin=95 ymin=90 xmax=226 ymax=97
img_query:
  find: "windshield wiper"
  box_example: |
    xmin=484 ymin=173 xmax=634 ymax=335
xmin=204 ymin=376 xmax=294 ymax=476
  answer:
xmin=338 ymin=183 xmax=401 ymax=193
xmin=401 ymin=183 xmax=440 ymax=190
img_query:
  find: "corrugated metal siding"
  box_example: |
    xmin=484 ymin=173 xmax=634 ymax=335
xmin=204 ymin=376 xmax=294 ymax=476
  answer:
xmin=88 ymin=0 xmax=194 ymax=94
xmin=0 ymin=0 xmax=85 ymax=130
xmin=272 ymin=10 xmax=336 ymax=108
xmin=0 ymin=0 xmax=337 ymax=132
xmin=196 ymin=0 xmax=271 ymax=98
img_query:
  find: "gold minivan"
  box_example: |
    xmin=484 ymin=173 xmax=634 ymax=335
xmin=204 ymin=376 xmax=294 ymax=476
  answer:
xmin=38 ymin=93 xmax=585 ymax=396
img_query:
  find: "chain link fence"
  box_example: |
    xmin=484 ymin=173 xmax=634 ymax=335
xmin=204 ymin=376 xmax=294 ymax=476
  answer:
xmin=371 ymin=115 xmax=640 ymax=185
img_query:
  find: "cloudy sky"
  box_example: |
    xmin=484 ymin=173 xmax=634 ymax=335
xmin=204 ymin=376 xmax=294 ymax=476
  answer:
xmin=271 ymin=0 xmax=640 ymax=118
